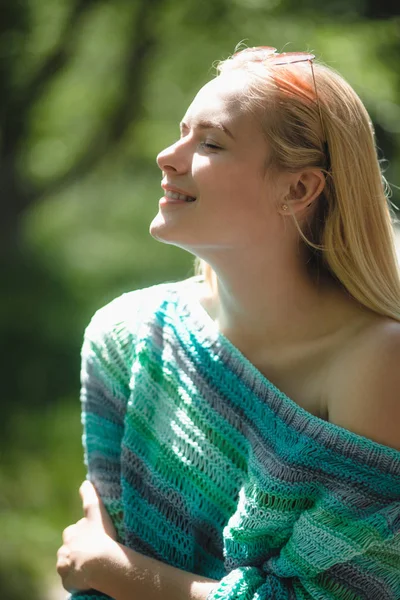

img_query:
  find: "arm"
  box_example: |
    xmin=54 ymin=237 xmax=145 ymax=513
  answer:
xmin=80 ymin=300 xmax=134 ymax=538
xmin=57 ymin=481 xmax=218 ymax=600
xmin=90 ymin=540 xmax=218 ymax=600
xmin=68 ymin=297 xmax=134 ymax=600
xmin=59 ymin=470 xmax=400 ymax=600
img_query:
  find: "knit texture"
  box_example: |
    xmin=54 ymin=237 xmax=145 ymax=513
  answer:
xmin=71 ymin=278 xmax=400 ymax=600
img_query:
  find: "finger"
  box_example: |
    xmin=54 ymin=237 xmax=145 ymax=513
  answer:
xmin=56 ymin=548 xmax=80 ymax=593
xmin=57 ymin=546 xmax=69 ymax=564
xmin=56 ymin=547 xmax=70 ymax=575
xmin=79 ymin=479 xmax=98 ymax=503
xmin=79 ymin=481 xmax=117 ymax=539
xmin=79 ymin=480 xmax=102 ymax=521
xmin=62 ymin=524 xmax=76 ymax=543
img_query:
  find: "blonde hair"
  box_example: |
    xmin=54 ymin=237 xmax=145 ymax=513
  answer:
xmin=196 ymin=49 xmax=400 ymax=321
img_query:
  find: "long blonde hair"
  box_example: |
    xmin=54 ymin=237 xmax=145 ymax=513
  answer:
xmin=196 ymin=49 xmax=400 ymax=321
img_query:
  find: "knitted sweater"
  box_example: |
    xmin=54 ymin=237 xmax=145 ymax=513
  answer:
xmin=72 ymin=278 xmax=400 ymax=600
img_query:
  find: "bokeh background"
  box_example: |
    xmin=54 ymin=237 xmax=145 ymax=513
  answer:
xmin=1 ymin=0 xmax=399 ymax=598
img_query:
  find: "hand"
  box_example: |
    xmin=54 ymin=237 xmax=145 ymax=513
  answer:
xmin=56 ymin=480 xmax=118 ymax=593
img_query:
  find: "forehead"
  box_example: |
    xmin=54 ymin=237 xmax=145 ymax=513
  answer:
xmin=183 ymin=73 xmax=257 ymax=130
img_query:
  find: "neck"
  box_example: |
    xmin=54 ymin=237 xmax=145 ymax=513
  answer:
xmin=200 ymin=247 xmax=351 ymax=351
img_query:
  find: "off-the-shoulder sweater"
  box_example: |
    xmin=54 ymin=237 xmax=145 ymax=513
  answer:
xmin=71 ymin=278 xmax=400 ymax=600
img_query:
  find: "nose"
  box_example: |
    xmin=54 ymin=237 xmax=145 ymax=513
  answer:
xmin=156 ymin=139 xmax=189 ymax=175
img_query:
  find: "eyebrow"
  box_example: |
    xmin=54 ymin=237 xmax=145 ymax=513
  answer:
xmin=180 ymin=119 xmax=235 ymax=140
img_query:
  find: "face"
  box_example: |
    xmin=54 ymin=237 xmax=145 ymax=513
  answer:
xmin=150 ymin=72 xmax=285 ymax=259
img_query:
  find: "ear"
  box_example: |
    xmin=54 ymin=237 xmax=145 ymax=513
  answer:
xmin=278 ymin=169 xmax=325 ymax=216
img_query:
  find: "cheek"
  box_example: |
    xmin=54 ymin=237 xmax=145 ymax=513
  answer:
xmin=194 ymin=160 xmax=261 ymax=199
xmin=220 ymin=170 xmax=269 ymax=215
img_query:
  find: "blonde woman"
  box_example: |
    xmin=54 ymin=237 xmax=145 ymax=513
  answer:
xmin=57 ymin=46 xmax=400 ymax=600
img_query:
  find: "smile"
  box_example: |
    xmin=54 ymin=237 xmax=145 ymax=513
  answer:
xmin=164 ymin=190 xmax=196 ymax=202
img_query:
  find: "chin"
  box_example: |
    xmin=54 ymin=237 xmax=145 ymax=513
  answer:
xmin=149 ymin=213 xmax=175 ymax=244
xmin=149 ymin=213 xmax=189 ymax=248
xmin=149 ymin=211 xmax=226 ymax=256
xmin=149 ymin=219 xmax=204 ymax=261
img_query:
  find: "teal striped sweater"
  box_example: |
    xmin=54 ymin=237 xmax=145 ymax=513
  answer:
xmin=72 ymin=279 xmax=400 ymax=600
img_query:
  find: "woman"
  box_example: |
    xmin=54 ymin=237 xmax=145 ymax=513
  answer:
xmin=57 ymin=46 xmax=400 ymax=600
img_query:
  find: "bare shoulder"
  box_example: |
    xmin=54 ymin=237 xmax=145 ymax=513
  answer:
xmin=328 ymin=317 xmax=400 ymax=451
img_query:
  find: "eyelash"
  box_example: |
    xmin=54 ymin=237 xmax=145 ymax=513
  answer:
xmin=178 ymin=131 xmax=222 ymax=151
xmin=199 ymin=141 xmax=221 ymax=151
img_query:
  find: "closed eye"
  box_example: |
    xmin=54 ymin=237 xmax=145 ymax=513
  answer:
xmin=178 ymin=124 xmax=223 ymax=151
xmin=199 ymin=141 xmax=222 ymax=150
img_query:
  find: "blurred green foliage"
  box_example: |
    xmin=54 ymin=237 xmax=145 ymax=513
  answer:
xmin=1 ymin=0 xmax=399 ymax=597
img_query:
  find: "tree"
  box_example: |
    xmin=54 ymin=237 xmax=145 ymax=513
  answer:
xmin=0 ymin=0 xmax=166 ymax=253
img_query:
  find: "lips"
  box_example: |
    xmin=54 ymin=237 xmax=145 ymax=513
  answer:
xmin=164 ymin=190 xmax=196 ymax=202
xmin=162 ymin=183 xmax=196 ymax=202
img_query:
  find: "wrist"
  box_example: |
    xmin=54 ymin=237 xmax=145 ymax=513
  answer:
xmin=85 ymin=536 xmax=121 ymax=591
xmin=88 ymin=539 xmax=136 ymax=598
